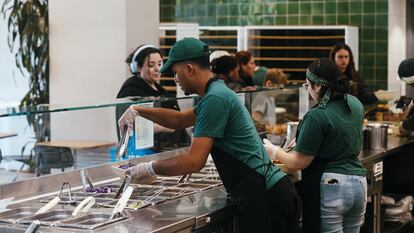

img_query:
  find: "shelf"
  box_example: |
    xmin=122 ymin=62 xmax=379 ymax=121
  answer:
xmin=249 ymin=35 xmax=345 ymax=40
xmin=249 ymin=46 xmax=332 ymax=50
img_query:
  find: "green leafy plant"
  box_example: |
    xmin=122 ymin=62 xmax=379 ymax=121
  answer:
xmin=1 ymin=0 xmax=49 ymax=144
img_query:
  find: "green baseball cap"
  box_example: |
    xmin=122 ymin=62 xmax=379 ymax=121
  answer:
xmin=160 ymin=37 xmax=210 ymax=74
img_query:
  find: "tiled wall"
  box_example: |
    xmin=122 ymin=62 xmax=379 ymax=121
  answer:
xmin=160 ymin=0 xmax=388 ymax=90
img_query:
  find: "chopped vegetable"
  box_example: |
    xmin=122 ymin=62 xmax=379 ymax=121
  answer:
xmin=119 ymin=162 xmax=135 ymax=170
xmin=85 ymin=186 xmax=112 ymax=193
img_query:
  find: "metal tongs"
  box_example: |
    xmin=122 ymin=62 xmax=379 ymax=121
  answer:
xmin=114 ymin=175 xmax=132 ymax=199
xmin=177 ymin=173 xmax=192 ymax=184
xmin=80 ymin=169 xmax=95 ymax=191
xmin=115 ymin=125 xmax=130 ymax=160
xmin=34 ymin=182 xmax=74 ymax=215
xmin=24 ymin=220 xmax=40 ymax=233
xmin=109 ymin=186 xmax=133 ymax=221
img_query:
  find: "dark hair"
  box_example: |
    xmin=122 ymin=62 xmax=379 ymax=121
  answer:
xmin=211 ymin=55 xmax=238 ymax=75
xmin=126 ymin=45 xmax=161 ymax=72
xmin=235 ymin=51 xmax=252 ymax=65
xmin=307 ymin=58 xmax=345 ymax=99
xmin=329 ymin=43 xmax=358 ymax=94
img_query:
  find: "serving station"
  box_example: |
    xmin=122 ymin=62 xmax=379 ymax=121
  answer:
xmin=0 ymin=88 xmax=413 ymax=233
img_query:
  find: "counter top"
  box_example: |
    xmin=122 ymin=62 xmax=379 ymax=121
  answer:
xmin=359 ymin=134 xmax=414 ymax=164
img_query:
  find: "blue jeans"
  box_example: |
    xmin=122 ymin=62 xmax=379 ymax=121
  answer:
xmin=320 ymin=173 xmax=367 ymax=233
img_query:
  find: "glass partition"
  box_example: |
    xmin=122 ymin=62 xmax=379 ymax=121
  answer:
xmin=0 ymin=87 xmax=303 ymax=184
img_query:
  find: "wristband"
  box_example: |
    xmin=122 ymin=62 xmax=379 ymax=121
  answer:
xmin=145 ymin=161 xmax=157 ymax=176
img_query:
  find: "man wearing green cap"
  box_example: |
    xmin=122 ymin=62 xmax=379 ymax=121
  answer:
xmin=118 ymin=38 xmax=299 ymax=233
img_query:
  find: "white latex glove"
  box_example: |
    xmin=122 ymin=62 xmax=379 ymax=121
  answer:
xmin=263 ymin=139 xmax=281 ymax=161
xmin=118 ymin=105 xmax=139 ymax=136
xmin=125 ymin=161 xmax=156 ymax=180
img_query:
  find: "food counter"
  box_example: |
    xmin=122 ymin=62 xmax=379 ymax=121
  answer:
xmin=0 ymin=134 xmax=412 ymax=232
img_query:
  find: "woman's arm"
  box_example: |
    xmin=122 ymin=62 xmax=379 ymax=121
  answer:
xmin=275 ymin=149 xmax=315 ymax=170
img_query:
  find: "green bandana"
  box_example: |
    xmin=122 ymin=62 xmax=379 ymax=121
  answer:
xmin=306 ymin=69 xmax=331 ymax=109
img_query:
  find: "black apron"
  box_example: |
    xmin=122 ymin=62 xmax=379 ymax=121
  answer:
xmin=296 ymin=158 xmax=326 ymax=233
xmin=211 ymin=146 xmax=274 ymax=233
xmin=295 ymin=121 xmax=327 ymax=233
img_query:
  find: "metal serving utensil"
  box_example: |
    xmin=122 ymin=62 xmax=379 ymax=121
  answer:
xmin=114 ymin=175 xmax=132 ymax=199
xmin=115 ymin=125 xmax=130 ymax=160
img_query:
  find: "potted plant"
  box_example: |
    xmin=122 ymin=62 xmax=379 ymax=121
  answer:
xmin=1 ymin=0 xmax=49 ymax=151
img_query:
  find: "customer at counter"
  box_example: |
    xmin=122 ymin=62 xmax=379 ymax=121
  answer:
xmin=329 ymin=43 xmax=378 ymax=106
xmin=116 ymin=44 xmax=190 ymax=151
xmin=119 ymin=38 xmax=300 ymax=233
xmin=398 ymin=58 xmax=414 ymax=135
xmin=264 ymin=59 xmax=367 ymax=233
xmin=235 ymin=51 xmax=256 ymax=87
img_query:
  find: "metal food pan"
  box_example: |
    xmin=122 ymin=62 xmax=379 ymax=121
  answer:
xmin=0 ymin=208 xmax=38 ymax=223
xmin=58 ymin=213 xmax=128 ymax=230
xmin=190 ymin=179 xmax=222 ymax=185
xmin=19 ymin=210 xmax=73 ymax=225
xmin=38 ymin=196 xmax=78 ymax=205
xmin=148 ymin=181 xmax=180 ymax=187
xmin=93 ymin=193 xmax=116 ymax=199
xmin=176 ymin=183 xmax=211 ymax=190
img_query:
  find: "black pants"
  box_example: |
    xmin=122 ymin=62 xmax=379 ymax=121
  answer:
xmin=237 ymin=176 xmax=300 ymax=233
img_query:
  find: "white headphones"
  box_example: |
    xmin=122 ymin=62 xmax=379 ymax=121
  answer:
xmin=129 ymin=44 xmax=157 ymax=74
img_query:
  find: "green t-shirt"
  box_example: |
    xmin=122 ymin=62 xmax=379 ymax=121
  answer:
xmin=253 ymin=66 xmax=268 ymax=86
xmin=295 ymin=94 xmax=366 ymax=176
xmin=194 ymin=80 xmax=285 ymax=190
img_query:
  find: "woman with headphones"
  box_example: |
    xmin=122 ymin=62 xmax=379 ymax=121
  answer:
xmin=117 ymin=45 xmax=166 ymax=98
xmin=116 ymin=45 xmax=190 ymax=151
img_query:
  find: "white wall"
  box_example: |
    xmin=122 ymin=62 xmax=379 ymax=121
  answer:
xmin=388 ymin=0 xmax=406 ymax=96
xmin=48 ymin=0 xmax=159 ymax=142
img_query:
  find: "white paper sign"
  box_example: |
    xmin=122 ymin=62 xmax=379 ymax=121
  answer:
xmin=134 ymin=103 xmax=154 ymax=150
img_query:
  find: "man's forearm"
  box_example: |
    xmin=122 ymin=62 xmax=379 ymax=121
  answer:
xmin=132 ymin=106 xmax=195 ymax=129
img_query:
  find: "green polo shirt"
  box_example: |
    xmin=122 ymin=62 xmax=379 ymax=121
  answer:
xmin=194 ymin=79 xmax=285 ymax=190
xmin=295 ymin=94 xmax=366 ymax=176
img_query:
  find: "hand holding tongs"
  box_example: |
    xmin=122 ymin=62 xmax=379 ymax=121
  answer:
xmin=109 ymin=186 xmax=133 ymax=221
xmin=115 ymin=125 xmax=130 ymax=160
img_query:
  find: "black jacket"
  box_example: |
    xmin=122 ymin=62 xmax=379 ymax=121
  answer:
xmin=340 ymin=73 xmax=378 ymax=106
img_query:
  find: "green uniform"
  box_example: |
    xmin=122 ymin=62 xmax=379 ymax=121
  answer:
xmin=253 ymin=66 xmax=268 ymax=86
xmin=295 ymin=94 xmax=366 ymax=176
xmin=193 ymin=80 xmax=285 ymax=189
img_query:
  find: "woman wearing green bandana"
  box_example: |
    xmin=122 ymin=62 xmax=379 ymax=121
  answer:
xmin=264 ymin=59 xmax=367 ymax=233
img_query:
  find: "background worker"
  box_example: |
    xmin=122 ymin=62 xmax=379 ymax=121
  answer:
xmin=210 ymin=50 xmax=243 ymax=92
xmin=251 ymin=68 xmax=288 ymax=126
xmin=118 ymin=38 xmax=300 ymax=233
xmin=398 ymin=58 xmax=414 ymax=135
xmin=329 ymin=43 xmax=378 ymax=106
